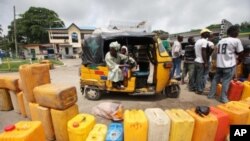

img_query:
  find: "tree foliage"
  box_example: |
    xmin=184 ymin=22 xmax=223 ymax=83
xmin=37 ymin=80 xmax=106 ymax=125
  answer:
xmin=7 ymin=7 xmax=64 ymax=44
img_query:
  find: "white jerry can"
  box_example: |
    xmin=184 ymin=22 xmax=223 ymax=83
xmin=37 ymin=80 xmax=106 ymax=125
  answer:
xmin=145 ymin=108 xmax=171 ymax=141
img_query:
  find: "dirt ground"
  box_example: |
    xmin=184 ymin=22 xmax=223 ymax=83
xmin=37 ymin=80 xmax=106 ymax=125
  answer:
xmin=0 ymin=58 xmax=220 ymax=131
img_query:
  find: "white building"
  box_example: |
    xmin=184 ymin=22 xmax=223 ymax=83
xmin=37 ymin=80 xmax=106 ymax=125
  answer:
xmin=47 ymin=23 xmax=95 ymax=58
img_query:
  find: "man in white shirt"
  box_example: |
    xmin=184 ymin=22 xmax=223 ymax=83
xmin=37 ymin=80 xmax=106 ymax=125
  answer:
xmin=208 ymin=25 xmax=244 ymax=103
xmin=171 ymin=35 xmax=183 ymax=79
xmin=189 ymin=28 xmax=211 ymax=94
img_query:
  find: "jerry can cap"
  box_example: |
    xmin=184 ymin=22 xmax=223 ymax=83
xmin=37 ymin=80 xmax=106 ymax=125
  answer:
xmin=4 ymin=125 xmax=16 ymax=132
xmin=72 ymin=122 xmax=79 ymax=128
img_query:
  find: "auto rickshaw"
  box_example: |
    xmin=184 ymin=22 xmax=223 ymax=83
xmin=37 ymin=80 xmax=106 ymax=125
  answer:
xmin=80 ymin=29 xmax=180 ymax=100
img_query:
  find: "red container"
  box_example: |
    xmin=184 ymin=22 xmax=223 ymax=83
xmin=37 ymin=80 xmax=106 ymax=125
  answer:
xmin=210 ymin=107 xmax=229 ymax=141
xmin=228 ymin=80 xmax=244 ymax=101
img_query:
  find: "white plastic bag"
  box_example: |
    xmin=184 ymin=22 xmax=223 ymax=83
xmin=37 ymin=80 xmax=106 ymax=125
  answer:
xmin=92 ymin=102 xmax=123 ymax=121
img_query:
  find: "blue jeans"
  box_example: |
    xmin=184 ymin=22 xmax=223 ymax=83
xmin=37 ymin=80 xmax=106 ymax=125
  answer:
xmin=171 ymin=57 xmax=181 ymax=78
xmin=189 ymin=62 xmax=204 ymax=92
xmin=201 ymin=62 xmax=211 ymax=89
xmin=208 ymin=67 xmax=236 ymax=102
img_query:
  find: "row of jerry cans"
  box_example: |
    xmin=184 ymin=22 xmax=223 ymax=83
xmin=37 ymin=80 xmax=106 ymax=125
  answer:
xmin=216 ymin=80 xmax=250 ymax=101
xmin=2 ymin=100 xmax=250 ymax=141
xmin=67 ymin=113 xmax=123 ymax=141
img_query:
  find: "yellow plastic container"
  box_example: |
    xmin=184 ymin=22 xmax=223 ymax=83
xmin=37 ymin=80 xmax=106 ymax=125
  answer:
xmin=217 ymin=103 xmax=249 ymax=125
xmin=23 ymin=93 xmax=31 ymax=119
xmin=29 ymin=102 xmax=39 ymax=121
xmin=124 ymin=109 xmax=148 ymax=141
xmin=0 ymin=89 xmax=13 ymax=111
xmin=241 ymin=81 xmax=250 ymax=100
xmin=0 ymin=76 xmax=19 ymax=91
xmin=17 ymin=92 xmax=26 ymax=117
xmin=37 ymin=106 xmax=55 ymax=141
xmin=86 ymin=124 xmax=107 ymax=141
xmin=166 ymin=109 xmax=194 ymax=141
xmin=186 ymin=109 xmax=218 ymax=141
xmin=0 ymin=121 xmax=46 ymax=141
xmin=9 ymin=90 xmax=20 ymax=113
xmin=227 ymin=101 xmax=250 ymax=124
xmin=19 ymin=64 xmax=51 ymax=102
xmin=51 ymin=104 xmax=79 ymax=141
xmin=68 ymin=113 xmax=96 ymax=141
xmin=34 ymin=84 xmax=77 ymax=110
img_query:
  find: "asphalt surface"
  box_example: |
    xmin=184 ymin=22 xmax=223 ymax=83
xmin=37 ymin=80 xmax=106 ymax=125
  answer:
xmin=0 ymin=58 xmax=220 ymax=131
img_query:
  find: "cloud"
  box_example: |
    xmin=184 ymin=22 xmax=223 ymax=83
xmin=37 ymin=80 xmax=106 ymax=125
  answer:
xmin=0 ymin=0 xmax=249 ymax=35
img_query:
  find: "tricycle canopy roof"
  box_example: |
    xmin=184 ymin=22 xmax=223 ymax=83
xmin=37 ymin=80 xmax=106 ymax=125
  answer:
xmin=81 ymin=29 xmax=155 ymax=65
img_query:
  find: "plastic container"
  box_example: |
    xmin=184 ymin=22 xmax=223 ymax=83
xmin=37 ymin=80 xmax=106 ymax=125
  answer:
xmin=29 ymin=102 xmax=39 ymax=121
xmin=217 ymin=103 xmax=249 ymax=125
xmin=227 ymin=101 xmax=250 ymax=124
xmin=86 ymin=124 xmax=107 ymax=141
xmin=106 ymin=123 xmax=123 ymax=141
xmin=37 ymin=106 xmax=55 ymax=141
xmin=9 ymin=90 xmax=20 ymax=113
xmin=216 ymin=83 xmax=222 ymax=98
xmin=186 ymin=109 xmax=218 ymax=141
xmin=124 ymin=110 xmax=148 ymax=141
xmin=34 ymin=84 xmax=77 ymax=110
xmin=145 ymin=108 xmax=170 ymax=141
xmin=166 ymin=109 xmax=194 ymax=141
xmin=19 ymin=64 xmax=51 ymax=102
xmin=23 ymin=93 xmax=31 ymax=119
xmin=17 ymin=92 xmax=26 ymax=117
xmin=210 ymin=107 xmax=230 ymax=141
xmin=51 ymin=104 xmax=79 ymax=141
xmin=0 ymin=121 xmax=46 ymax=141
xmin=241 ymin=81 xmax=250 ymax=100
xmin=228 ymin=80 xmax=244 ymax=101
xmin=67 ymin=113 xmax=96 ymax=141
xmin=0 ymin=89 xmax=13 ymax=111
xmin=0 ymin=76 xmax=19 ymax=91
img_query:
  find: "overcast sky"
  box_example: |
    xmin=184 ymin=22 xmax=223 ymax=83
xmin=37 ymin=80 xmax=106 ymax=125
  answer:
xmin=1 ymin=0 xmax=249 ymax=35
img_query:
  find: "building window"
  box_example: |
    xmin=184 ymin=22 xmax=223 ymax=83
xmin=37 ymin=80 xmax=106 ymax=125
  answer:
xmin=72 ymin=32 xmax=78 ymax=43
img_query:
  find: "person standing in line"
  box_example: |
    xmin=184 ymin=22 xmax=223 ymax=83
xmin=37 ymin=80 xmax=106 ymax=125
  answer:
xmin=189 ymin=28 xmax=211 ymax=94
xmin=208 ymin=25 xmax=244 ymax=103
xmin=171 ymin=35 xmax=183 ymax=80
xmin=202 ymin=35 xmax=215 ymax=90
xmin=181 ymin=36 xmax=196 ymax=85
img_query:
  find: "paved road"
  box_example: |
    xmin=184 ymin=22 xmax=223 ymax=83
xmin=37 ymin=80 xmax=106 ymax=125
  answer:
xmin=0 ymin=58 xmax=220 ymax=130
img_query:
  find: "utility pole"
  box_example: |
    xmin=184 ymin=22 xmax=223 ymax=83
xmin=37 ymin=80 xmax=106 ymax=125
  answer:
xmin=14 ymin=6 xmax=18 ymax=58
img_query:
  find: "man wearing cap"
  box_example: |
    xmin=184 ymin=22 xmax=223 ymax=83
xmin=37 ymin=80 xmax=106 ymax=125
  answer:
xmin=208 ymin=25 xmax=244 ymax=103
xmin=105 ymin=41 xmax=136 ymax=89
xmin=189 ymin=28 xmax=211 ymax=94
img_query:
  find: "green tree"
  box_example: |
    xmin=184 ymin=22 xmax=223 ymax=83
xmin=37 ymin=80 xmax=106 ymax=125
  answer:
xmin=7 ymin=7 xmax=64 ymax=44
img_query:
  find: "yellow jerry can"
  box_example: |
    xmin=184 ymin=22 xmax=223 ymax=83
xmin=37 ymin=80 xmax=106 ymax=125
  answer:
xmin=186 ymin=109 xmax=218 ymax=141
xmin=34 ymin=84 xmax=77 ymax=110
xmin=19 ymin=64 xmax=51 ymax=102
xmin=0 ymin=121 xmax=46 ymax=141
xmin=37 ymin=106 xmax=55 ymax=141
xmin=0 ymin=76 xmax=19 ymax=91
xmin=217 ymin=103 xmax=249 ymax=125
xmin=241 ymin=81 xmax=250 ymax=100
xmin=17 ymin=92 xmax=26 ymax=117
xmin=124 ymin=109 xmax=148 ymax=141
xmin=23 ymin=93 xmax=31 ymax=119
xmin=86 ymin=124 xmax=107 ymax=141
xmin=51 ymin=104 xmax=79 ymax=141
xmin=0 ymin=89 xmax=13 ymax=111
xmin=29 ymin=102 xmax=39 ymax=121
xmin=68 ymin=113 xmax=96 ymax=141
xmin=166 ymin=109 xmax=195 ymax=141
xmin=9 ymin=90 xmax=20 ymax=113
